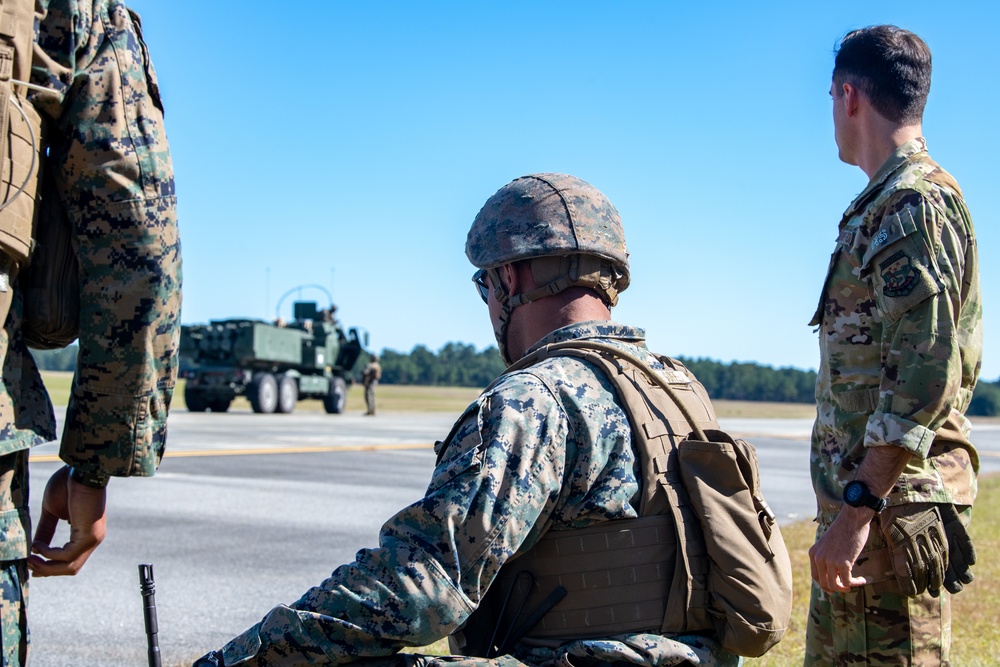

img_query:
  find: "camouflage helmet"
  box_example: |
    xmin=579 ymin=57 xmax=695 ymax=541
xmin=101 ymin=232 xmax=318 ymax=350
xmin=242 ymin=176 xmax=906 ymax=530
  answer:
xmin=466 ymin=173 xmax=630 ymax=296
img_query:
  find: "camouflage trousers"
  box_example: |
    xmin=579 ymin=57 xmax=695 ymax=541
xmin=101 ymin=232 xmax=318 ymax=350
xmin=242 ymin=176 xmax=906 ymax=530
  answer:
xmin=365 ymin=382 xmax=378 ymax=415
xmin=0 ymin=559 xmax=28 ymax=667
xmin=804 ymin=519 xmax=951 ymax=666
xmin=326 ymin=633 xmax=732 ymax=667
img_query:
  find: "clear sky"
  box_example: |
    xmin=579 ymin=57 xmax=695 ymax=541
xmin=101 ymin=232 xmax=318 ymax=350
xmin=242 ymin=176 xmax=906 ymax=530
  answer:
xmin=129 ymin=0 xmax=999 ymax=379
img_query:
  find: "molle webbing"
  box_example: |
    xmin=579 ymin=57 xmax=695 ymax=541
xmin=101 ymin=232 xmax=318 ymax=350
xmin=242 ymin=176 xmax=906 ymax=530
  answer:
xmin=492 ymin=515 xmax=683 ymax=640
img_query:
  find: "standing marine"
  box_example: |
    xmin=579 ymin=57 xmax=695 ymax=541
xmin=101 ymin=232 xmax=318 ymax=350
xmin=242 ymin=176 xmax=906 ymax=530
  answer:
xmin=362 ymin=354 xmax=381 ymax=416
xmin=195 ymin=173 xmax=792 ymax=666
xmin=806 ymin=25 xmax=981 ymax=666
xmin=0 ymin=0 xmax=181 ymax=663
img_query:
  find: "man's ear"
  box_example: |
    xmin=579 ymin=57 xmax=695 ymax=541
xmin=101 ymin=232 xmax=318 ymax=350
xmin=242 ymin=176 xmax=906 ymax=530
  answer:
xmin=500 ymin=263 xmax=520 ymax=296
xmin=843 ymin=82 xmax=861 ymax=117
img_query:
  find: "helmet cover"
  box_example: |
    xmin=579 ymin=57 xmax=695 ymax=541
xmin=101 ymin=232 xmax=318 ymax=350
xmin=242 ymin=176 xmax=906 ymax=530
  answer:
xmin=466 ymin=173 xmax=630 ymax=290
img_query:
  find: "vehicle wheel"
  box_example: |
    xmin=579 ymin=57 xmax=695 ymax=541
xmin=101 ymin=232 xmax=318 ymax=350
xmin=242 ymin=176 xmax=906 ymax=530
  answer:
xmin=323 ymin=377 xmax=347 ymax=414
xmin=249 ymin=372 xmax=278 ymax=413
xmin=209 ymin=398 xmax=232 ymax=413
xmin=277 ymin=376 xmax=298 ymax=414
xmin=185 ymin=387 xmax=209 ymax=412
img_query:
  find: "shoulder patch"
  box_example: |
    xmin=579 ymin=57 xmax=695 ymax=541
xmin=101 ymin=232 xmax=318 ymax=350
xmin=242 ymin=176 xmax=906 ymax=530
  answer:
xmin=878 ymin=250 xmax=918 ymax=297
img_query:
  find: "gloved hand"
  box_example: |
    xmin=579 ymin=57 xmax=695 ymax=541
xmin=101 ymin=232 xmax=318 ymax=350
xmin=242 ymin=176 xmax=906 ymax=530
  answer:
xmin=193 ymin=651 xmax=224 ymax=666
xmin=939 ymin=503 xmax=976 ymax=594
xmin=879 ymin=504 xmax=947 ymax=597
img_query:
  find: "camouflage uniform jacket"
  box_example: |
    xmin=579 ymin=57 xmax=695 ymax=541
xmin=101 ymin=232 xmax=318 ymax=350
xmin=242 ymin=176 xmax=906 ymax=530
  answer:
xmin=809 ymin=137 xmax=981 ymax=520
xmin=218 ymin=321 xmax=736 ymax=667
xmin=0 ymin=0 xmax=180 ymax=560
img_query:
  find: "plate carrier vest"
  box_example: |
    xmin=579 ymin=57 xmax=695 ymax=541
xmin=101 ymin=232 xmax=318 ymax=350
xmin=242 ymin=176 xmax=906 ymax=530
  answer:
xmin=448 ymin=340 xmax=793 ymax=658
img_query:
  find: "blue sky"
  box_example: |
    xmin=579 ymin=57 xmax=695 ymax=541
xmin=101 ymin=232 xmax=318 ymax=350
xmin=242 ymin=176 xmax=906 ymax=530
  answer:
xmin=131 ymin=1 xmax=999 ymax=379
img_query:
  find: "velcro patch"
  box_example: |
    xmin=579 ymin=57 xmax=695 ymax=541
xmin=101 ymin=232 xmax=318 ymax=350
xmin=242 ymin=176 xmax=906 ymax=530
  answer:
xmin=878 ymin=250 xmax=918 ymax=297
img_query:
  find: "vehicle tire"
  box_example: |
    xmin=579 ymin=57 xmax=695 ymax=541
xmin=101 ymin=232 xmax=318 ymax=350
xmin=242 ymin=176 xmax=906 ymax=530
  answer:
xmin=323 ymin=376 xmax=347 ymax=414
xmin=249 ymin=372 xmax=278 ymax=413
xmin=209 ymin=398 xmax=232 ymax=413
xmin=277 ymin=376 xmax=298 ymax=414
xmin=185 ymin=387 xmax=209 ymax=413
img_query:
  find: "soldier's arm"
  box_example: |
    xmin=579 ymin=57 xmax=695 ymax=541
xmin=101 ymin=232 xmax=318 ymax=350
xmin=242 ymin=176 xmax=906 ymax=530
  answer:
xmin=209 ymin=375 xmax=569 ymax=666
xmin=862 ymin=190 xmax=968 ymax=460
xmin=32 ymin=0 xmax=180 ymax=479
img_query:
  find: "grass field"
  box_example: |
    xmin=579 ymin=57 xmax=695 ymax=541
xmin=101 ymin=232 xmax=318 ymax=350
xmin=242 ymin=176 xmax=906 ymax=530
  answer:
xmin=39 ymin=374 xmax=818 ymax=419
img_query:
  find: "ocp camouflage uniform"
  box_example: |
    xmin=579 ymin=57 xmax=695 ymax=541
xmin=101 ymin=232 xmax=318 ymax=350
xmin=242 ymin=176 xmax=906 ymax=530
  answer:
xmin=0 ymin=0 xmax=180 ymax=662
xmin=806 ymin=138 xmax=980 ymax=665
xmin=217 ymin=321 xmax=736 ymax=667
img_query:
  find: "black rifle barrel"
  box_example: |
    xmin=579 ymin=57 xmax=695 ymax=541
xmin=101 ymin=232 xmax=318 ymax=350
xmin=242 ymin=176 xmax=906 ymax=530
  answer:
xmin=138 ymin=563 xmax=162 ymax=667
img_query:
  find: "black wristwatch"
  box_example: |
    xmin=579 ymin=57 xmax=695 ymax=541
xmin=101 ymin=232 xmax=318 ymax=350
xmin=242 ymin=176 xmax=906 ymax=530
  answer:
xmin=69 ymin=466 xmax=110 ymax=489
xmin=842 ymin=480 xmax=887 ymax=514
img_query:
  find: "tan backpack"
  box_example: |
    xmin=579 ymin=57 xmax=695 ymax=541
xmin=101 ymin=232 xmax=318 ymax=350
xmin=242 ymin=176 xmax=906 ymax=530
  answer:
xmin=454 ymin=340 xmax=793 ymax=658
xmin=0 ymin=0 xmax=79 ymax=349
xmin=0 ymin=0 xmax=42 ymax=266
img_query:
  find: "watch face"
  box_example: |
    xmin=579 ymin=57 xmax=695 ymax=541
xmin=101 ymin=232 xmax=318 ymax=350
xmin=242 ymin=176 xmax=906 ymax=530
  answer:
xmin=845 ymin=482 xmax=864 ymax=504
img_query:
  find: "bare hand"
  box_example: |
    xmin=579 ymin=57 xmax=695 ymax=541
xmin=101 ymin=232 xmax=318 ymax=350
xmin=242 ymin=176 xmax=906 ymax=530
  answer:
xmin=27 ymin=466 xmax=107 ymax=577
xmin=809 ymin=507 xmax=872 ymax=593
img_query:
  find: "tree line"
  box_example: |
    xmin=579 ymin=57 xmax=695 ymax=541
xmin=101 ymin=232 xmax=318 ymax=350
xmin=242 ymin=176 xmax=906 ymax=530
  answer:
xmin=376 ymin=342 xmax=1000 ymax=416
xmin=377 ymin=343 xmax=818 ymax=403
xmin=31 ymin=342 xmax=1000 ymax=416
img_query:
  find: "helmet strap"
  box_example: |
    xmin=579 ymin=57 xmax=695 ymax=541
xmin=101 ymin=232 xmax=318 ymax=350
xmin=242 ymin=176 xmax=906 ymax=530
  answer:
xmin=486 ymin=256 xmax=621 ymax=366
xmin=509 ymin=255 xmax=621 ymax=308
xmin=486 ymin=267 xmax=517 ymax=366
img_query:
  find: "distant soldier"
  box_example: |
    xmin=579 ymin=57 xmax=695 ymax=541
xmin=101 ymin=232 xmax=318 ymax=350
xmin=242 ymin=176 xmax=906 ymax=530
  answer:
xmin=362 ymin=354 xmax=381 ymax=415
xmin=807 ymin=26 xmax=981 ymax=665
xmin=0 ymin=0 xmax=181 ymax=663
xmin=194 ymin=174 xmax=763 ymax=667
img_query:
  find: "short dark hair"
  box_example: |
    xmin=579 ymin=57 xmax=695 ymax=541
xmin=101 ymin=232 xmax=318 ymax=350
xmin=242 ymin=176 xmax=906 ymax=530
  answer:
xmin=833 ymin=25 xmax=931 ymax=125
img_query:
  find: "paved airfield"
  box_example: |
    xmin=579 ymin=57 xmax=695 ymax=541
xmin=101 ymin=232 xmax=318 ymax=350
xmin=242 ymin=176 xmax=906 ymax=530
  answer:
xmin=25 ymin=409 xmax=1000 ymax=666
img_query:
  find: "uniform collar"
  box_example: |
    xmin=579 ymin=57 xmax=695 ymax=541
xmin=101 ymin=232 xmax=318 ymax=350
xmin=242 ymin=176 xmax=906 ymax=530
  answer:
xmin=841 ymin=137 xmax=928 ymax=221
xmin=522 ymin=320 xmax=646 ymax=357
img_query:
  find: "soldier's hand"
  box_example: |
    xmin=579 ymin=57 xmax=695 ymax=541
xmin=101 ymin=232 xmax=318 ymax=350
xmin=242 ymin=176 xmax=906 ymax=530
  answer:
xmin=940 ymin=503 xmax=976 ymax=594
xmin=27 ymin=465 xmax=107 ymax=577
xmin=809 ymin=507 xmax=872 ymax=593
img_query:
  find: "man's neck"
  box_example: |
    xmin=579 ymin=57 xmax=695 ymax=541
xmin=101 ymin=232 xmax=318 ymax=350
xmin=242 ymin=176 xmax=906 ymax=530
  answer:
xmin=509 ymin=293 xmax=611 ymax=360
xmin=857 ymin=123 xmax=923 ymax=179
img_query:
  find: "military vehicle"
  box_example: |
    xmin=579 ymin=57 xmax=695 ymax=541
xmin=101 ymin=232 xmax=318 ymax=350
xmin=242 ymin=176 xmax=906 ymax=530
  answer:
xmin=179 ymin=296 xmax=368 ymax=414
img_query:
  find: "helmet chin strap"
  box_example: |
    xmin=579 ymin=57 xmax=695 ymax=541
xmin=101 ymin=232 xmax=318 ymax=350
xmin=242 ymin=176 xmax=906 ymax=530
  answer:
xmin=487 ymin=267 xmax=517 ymax=366
xmin=487 ymin=256 xmax=621 ymax=365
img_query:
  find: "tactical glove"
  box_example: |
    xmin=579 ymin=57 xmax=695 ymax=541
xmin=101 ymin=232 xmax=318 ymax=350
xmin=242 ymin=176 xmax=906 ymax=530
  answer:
xmin=879 ymin=503 xmax=947 ymax=597
xmin=939 ymin=503 xmax=976 ymax=594
xmin=193 ymin=651 xmax=224 ymax=667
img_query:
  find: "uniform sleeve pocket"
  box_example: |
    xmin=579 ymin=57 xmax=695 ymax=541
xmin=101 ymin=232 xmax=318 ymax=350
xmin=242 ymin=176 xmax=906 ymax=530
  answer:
xmin=427 ymin=443 xmax=484 ymax=492
xmin=866 ymin=235 xmax=942 ymax=323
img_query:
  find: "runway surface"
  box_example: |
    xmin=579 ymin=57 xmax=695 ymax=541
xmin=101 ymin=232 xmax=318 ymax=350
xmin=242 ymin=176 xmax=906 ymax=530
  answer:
xmin=24 ymin=409 xmax=1000 ymax=666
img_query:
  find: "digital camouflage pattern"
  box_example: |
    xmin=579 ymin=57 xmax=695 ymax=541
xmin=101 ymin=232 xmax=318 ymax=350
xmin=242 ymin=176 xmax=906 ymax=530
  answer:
xmin=465 ymin=173 xmax=630 ymax=288
xmin=214 ymin=321 xmax=737 ymax=667
xmin=0 ymin=0 xmax=180 ymax=655
xmin=0 ymin=559 xmax=27 ymax=666
xmin=807 ymin=138 xmax=980 ymax=663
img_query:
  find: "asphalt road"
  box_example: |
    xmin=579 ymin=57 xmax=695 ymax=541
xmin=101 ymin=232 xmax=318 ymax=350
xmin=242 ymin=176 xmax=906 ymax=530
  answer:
xmin=23 ymin=409 xmax=1000 ymax=666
